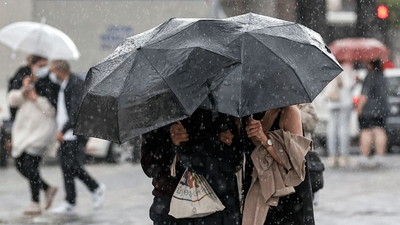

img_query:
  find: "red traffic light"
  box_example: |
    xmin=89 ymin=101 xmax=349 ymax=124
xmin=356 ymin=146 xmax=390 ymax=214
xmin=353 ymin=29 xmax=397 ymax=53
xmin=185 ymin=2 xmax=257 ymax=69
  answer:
xmin=377 ymin=5 xmax=389 ymax=19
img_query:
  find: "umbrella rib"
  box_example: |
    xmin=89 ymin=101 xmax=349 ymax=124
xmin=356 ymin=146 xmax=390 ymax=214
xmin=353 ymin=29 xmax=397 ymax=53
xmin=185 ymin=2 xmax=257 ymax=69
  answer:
xmin=137 ymin=50 xmax=193 ymax=115
xmin=249 ymin=33 xmax=312 ymax=101
xmin=144 ymin=19 xmax=198 ymax=47
xmin=249 ymin=24 xmax=321 ymax=49
xmin=259 ymin=32 xmax=341 ymax=68
xmin=12 ymin=26 xmax=39 ymax=52
xmin=141 ymin=18 xmax=173 ymax=46
xmin=88 ymin=52 xmax=136 ymax=94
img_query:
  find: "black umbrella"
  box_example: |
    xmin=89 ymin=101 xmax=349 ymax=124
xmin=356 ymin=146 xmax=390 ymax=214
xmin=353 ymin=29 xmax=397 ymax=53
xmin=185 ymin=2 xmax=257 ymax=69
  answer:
xmin=75 ymin=13 xmax=342 ymax=143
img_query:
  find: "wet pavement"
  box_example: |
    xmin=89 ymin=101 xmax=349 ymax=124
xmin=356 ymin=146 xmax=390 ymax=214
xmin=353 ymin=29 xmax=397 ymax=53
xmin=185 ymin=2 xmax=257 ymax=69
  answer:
xmin=0 ymin=162 xmax=153 ymax=225
xmin=1 ymin=155 xmax=400 ymax=225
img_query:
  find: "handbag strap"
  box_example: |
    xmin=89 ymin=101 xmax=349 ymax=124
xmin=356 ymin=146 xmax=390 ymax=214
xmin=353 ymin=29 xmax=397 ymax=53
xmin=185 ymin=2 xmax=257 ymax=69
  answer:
xmin=170 ymin=153 xmax=178 ymax=177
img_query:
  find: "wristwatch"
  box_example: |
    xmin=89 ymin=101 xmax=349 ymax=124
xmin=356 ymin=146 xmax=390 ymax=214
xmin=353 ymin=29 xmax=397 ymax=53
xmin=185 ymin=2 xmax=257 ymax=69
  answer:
xmin=266 ymin=139 xmax=273 ymax=147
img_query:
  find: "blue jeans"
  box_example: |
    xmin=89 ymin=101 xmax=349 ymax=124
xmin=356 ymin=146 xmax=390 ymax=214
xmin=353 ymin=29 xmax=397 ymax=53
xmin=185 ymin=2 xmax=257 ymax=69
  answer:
xmin=327 ymin=106 xmax=352 ymax=157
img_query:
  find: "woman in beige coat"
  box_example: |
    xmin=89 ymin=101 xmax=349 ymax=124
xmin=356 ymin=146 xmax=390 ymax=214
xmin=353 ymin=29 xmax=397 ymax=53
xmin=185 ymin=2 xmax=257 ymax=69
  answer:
xmin=241 ymin=105 xmax=315 ymax=225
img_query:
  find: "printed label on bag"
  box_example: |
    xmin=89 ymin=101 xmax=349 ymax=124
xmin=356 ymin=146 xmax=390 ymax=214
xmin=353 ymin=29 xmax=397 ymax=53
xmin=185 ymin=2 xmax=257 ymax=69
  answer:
xmin=169 ymin=169 xmax=226 ymax=218
xmin=173 ymin=171 xmax=212 ymax=202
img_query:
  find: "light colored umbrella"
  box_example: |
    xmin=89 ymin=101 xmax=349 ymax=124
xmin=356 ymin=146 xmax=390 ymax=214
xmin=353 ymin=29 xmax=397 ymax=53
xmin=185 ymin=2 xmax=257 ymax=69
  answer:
xmin=0 ymin=21 xmax=80 ymax=60
xmin=329 ymin=38 xmax=390 ymax=62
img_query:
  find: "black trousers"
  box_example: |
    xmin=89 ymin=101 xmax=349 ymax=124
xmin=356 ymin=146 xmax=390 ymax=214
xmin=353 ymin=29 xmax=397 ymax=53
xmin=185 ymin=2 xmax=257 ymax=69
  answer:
xmin=15 ymin=152 xmax=49 ymax=203
xmin=59 ymin=140 xmax=99 ymax=205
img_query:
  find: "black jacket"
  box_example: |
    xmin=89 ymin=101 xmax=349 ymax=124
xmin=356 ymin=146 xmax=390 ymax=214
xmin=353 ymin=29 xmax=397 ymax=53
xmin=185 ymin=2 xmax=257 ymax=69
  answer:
xmin=141 ymin=109 xmax=243 ymax=224
xmin=60 ymin=74 xmax=84 ymax=135
xmin=8 ymin=66 xmax=31 ymax=120
xmin=141 ymin=125 xmax=185 ymax=197
xmin=35 ymin=73 xmax=60 ymax=110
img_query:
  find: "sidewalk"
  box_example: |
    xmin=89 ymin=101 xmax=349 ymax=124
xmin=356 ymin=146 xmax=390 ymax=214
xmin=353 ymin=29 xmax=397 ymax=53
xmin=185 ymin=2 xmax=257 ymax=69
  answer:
xmin=1 ymin=155 xmax=400 ymax=224
xmin=315 ymin=154 xmax=400 ymax=225
xmin=0 ymin=163 xmax=153 ymax=225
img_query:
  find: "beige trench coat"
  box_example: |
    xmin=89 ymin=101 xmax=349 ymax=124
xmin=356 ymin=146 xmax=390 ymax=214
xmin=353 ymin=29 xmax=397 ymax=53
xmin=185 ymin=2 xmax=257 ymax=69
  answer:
xmin=242 ymin=129 xmax=312 ymax=225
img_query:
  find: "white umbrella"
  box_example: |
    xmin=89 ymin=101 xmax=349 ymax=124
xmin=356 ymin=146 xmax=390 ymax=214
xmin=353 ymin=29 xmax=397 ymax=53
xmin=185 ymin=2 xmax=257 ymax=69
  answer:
xmin=0 ymin=21 xmax=80 ymax=60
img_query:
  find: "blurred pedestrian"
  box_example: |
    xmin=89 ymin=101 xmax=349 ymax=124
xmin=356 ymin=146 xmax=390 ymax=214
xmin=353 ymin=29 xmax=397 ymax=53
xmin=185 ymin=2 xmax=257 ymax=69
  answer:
xmin=8 ymin=76 xmax=58 ymax=215
xmin=355 ymin=58 xmax=389 ymax=167
xmin=141 ymin=108 xmax=242 ymax=225
xmin=241 ymin=105 xmax=314 ymax=225
xmin=49 ymin=60 xmax=106 ymax=214
xmin=4 ymin=55 xmax=58 ymax=169
xmin=8 ymin=55 xmax=48 ymax=120
xmin=298 ymin=103 xmax=319 ymax=140
xmin=325 ymin=61 xmax=357 ymax=167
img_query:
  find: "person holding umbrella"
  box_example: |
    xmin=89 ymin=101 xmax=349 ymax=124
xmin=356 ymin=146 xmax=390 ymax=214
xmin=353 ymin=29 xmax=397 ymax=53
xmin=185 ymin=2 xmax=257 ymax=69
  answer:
xmin=8 ymin=76 xmax=58 ymax=215
xmin=49 ymin=60 xmax=106 ymax=214
xmin=72 ymin=13 xmax=341 ymax=224
xmin=241 ymin=105 xmax=315 ymax=225
xmin=141 ymin=108 xmax=242 ymax=225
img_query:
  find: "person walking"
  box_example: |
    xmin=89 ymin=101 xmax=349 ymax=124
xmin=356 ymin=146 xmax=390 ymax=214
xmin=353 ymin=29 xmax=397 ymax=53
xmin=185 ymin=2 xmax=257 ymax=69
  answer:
xmin=141 ymin=108 xmax=242 ymax=225
xmin=3 ymin=55 xmax=53 ymax=168
xmin=49 ymin=60 xmax=106 ymax=214
xmin=355 ymin=58 xmax=389 ymax=167
xmin=325 ymin=61 xmax=357 ymax=167
xmin=8 ymin=76 xmax=58 ymax=215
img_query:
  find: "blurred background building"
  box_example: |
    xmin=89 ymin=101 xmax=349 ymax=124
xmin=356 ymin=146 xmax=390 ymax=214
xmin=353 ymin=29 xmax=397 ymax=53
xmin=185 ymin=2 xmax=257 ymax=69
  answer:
xmin=0 ymin=0 xmax=399 ymax=120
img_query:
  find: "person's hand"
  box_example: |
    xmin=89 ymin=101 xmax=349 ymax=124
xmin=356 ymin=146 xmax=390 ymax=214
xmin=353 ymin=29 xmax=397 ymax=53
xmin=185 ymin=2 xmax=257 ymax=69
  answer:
xmin=22 ymin=76 xmax=31 ymax=88
xmin=26 ymin=89 xmax=38 ymax=101
xmin=56 ymin=132 xmax=64 ymax=143
xmin=218 ymin=129 xmax=234 ymax=146
xmin=170 ymin=121 xmax=189 ymax=146
xmin=22 ymin=76 xmax=33 ymax=95
xmin=245 ymin=118 xmax=268 ymax=144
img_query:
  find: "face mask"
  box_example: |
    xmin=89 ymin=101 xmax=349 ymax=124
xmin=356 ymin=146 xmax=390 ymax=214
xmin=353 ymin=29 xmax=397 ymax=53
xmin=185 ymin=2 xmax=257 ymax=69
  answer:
xmin=49 ymin=72 xmax=62 ymax=84
xmin=36 ymin=66 xmax=49 ymax=78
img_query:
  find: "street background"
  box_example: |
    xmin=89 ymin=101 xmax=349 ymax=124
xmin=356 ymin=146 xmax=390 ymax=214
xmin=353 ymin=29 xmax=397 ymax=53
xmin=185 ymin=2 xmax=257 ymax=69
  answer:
xmin=1 ymin=0 xmax=400 ymax=224
xmin=1 ymin=0 xmax=400 ymax=121
xmin=1 ymin=155 xmax=400 ymax=225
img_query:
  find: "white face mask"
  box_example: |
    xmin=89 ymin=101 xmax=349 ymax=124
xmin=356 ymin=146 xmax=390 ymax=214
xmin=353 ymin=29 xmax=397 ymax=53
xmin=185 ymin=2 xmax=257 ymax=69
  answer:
xmin=36 ymin=66 xmax=49 ymax=78
xmin=49 ymin=72 xmax=62 ymax=84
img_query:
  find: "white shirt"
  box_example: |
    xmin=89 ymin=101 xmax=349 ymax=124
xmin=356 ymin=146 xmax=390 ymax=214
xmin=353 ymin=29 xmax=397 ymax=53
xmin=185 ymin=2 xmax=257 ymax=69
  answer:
xmin=327 ymin=63 xmax=357 ymax=109
xmin=56 ymin=77 xmax=77 ymax=141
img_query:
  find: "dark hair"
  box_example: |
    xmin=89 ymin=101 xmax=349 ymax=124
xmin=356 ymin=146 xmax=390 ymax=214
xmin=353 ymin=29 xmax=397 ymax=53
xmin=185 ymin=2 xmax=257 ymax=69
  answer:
xmin=369 ymin=58 xmax=384 ymax=72
xmin=26 ymin=55 xmax=47 ymax=66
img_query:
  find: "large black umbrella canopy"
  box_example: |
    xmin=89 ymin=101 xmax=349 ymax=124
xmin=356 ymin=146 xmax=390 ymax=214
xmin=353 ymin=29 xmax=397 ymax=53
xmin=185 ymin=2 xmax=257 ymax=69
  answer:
xmin=75 ymin=13 xmax=342 ymax=143
xmin=200 ymin=13 xmax=342 ymax=117
xmin=75 ymin=17 xmax=240 ymax=143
